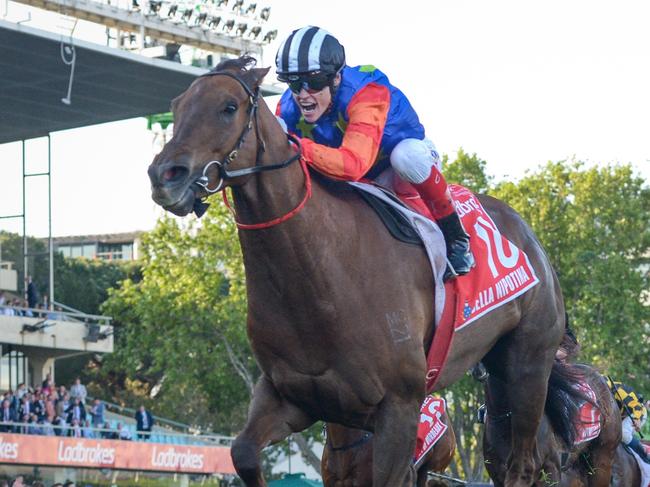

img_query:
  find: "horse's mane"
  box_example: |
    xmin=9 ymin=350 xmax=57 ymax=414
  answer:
xmin=213 ymin=55 xmax=258 ymax=73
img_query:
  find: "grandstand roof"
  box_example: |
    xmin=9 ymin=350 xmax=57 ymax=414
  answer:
xmin=0 ymin=19 xmax=281 ymax=145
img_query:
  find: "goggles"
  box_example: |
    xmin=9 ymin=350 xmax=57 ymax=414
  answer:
xmin=278 ymin=72 xmax=332 ymax=94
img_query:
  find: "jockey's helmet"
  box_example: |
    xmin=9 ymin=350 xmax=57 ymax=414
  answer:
xmin=275 ymin=26 xmax=345 ymax=84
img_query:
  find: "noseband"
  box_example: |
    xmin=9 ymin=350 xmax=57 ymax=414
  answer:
xmin=191 ymin=70 xmax=302 ymax=216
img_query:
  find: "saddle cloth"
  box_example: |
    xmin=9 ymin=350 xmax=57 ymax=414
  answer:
xmin=351 ymin=178 xmax=540 ymax=390
xmin=413 ymin=396 xmax=448 ymax=467
xmin=573 ymin=380 xmax=602 ymax=444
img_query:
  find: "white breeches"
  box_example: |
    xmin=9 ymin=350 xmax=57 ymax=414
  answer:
xmin=389 ymin=138 xmax=442 ymax=184
xmin=622 ymin=416 xmax=635 ymax=444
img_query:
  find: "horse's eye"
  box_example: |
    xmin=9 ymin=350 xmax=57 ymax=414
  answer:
xmin=223 ymin=103 xmax=238 ymax=114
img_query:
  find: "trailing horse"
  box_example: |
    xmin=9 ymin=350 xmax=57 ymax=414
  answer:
xmin=611 ymin=444 xmax=642 ymax=487
xmin=147 ymin=56 xmax=567 ymax=487
xmin=482 ymin=362 xmax=620 ymax=487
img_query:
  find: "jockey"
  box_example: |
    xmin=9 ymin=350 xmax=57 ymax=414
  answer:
xmin=607 ymin=377 xmax=650 ymax=463
xmin=275 ymin=26 xmax=474 ymax=280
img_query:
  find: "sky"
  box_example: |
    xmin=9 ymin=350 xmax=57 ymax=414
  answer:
xmin=1 ymin=0 xmax=649 ymax=238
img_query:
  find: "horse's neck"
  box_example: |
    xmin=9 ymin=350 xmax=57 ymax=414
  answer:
xmin=230 ymin=101 xmax=324 ymax=228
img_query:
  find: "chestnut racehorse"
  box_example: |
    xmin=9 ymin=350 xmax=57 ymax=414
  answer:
xmin=147 ymin=56 xmax=566 ymax=487
xmin=322 ymin=405 xmax=456 ymax=487
xmin=483 ymin=363 xmax=620 ymax=487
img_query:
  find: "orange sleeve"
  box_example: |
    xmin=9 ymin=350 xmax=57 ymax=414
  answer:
xmin=301 ymin=83 xmax=390 ymax=181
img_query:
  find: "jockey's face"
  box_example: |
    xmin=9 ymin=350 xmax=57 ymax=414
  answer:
xmin=292 ymin=73 xmax=341 ymax=123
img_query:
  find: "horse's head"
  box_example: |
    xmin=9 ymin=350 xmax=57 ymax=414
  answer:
xmin=148 ymin=56 xmax=270 ymax=216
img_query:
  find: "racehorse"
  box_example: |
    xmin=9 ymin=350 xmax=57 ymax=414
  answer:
xmin=482 ymin=363 xmax=620 ymax=487
xmin=321 ymin=406 xmax=456 ymax=487
xmin=147 ymin=56 xmax=567 ymax=487
xmin=611 ymin=444 xmax=641 ymax=487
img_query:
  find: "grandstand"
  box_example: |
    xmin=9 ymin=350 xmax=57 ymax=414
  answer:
xmin=0 ymin=0 xmax=281 ymax=483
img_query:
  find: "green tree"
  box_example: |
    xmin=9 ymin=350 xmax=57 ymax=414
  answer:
xmin=98 ymin=201 xmax=323 ymax=473
xmin=443 ymin=148 xmax=493 ymax=194
xmin=492 ymin=161 xmax=650 ymax=387
xmin=0 ymin=231 xmax=136 ymax=314
xmin=0 ymin=231 xmax=50 ymax=300
xmin=99 ymin=203 xmax=254 ymax=432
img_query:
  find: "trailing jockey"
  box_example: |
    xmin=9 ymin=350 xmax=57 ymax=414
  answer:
xmin=275 ymin=26 xmax=474 ymax=280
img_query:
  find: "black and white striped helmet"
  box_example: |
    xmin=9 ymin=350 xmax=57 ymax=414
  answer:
xmin=275 ymin=26 xmax=346 ymax=76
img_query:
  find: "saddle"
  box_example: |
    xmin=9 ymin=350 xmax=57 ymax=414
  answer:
xmin=353 ymin=185 xmax=422 ymax=246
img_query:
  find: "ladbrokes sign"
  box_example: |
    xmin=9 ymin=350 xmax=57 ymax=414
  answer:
xmin=0 ymin=434 xmax=234 ymax=474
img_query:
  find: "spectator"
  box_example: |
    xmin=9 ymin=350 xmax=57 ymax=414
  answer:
xmin=10 ymin=476 xmax=24 ymax=487
xmin=89 ymin=398 xmax=105 ymax=428
xmin=53 ymin=415 xmax=68 ymax=437
xmin=33 ymin=393 xmax=46 ymax=421
xmin=82 ymin=419 xmax=94 ymax=439
xmin=41 ymin=373 xmax=54 ymax=393
xmin=0 ymin=400 xmax=15 ymax=433
xmin=56 ymin=392 xmax=70 ymax=420
xmin=17 ymin=414 xmax=29 ymax=434
xmin=135 ymin=405 xmax=154 ymax=440
xmin=41 ymin=415 xmax=55 ymax=436
xmin=2 ymin=304 xmax=14 ymax=316
xmin=63 ymin=481 xmax=76 ymax=487
xmin=27 ymin=413 xmax=40 ymax=435
xmin=117 ymin=422 xmax=132 ymax=441
xmin=70 ymin=378 xmax=87 ymax=403
xmin=27 ymin=275 xmax=39 ymax=309
xmin=45 ymin=393 xmax=56 ymax=420
xmin=17 ymin=395 xmax=32 ymax=420
xmin=66 ymin=398 xmax=86 ymax=424
xmin=101 ymin=421 xmax=117 ymax=440
xmin=68 ymin=418 xmax=82 ymax=438
xmin=15 ymin=384 xmax=27 ymax=401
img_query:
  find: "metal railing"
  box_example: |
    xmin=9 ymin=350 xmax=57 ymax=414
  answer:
xmin=89 ymin=396 xmax=235 ymax=446
xmin=0 ymin=420 xmax=233 ymax=446
xmin=0 ymin=303 xmax=112 ymax=325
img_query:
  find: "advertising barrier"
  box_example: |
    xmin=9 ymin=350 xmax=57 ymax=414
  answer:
xmin=0 ymin=434 xmax=235 ymax=474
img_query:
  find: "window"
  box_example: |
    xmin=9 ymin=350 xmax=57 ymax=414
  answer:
xmin=57 ymin=246 xmax=72 ymax=257
xmin=0 ymin=347 xmax=28 ymax=391
xmin=83 ymin=244 xmax=96 ymax=258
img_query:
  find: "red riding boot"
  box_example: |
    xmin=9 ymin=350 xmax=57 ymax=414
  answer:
xmin=413 ymin=167 xmax=475 ymax=280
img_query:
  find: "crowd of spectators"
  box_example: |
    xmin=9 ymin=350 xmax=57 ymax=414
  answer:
xmin=0 ymin=376 xmax=99 ymax=438
xmin=0 ymin=291 xmax=65 ymax=320
xmin=0 ymin=375 xmax=154 ymax=440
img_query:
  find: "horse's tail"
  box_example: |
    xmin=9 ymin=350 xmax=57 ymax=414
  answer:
xmin=559 ymin=311 xmax=581 ymax=360
xmin=545 ymin=360 xmax=592 ymax=448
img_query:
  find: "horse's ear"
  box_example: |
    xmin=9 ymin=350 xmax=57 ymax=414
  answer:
xmin=250 ymin=66 xmax=271 ymax=89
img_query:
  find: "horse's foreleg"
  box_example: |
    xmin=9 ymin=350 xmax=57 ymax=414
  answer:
xmin=231 ymin=376 xmax=315 ymax=487
xmin=371 ymin=396 xmax=420 ymax=487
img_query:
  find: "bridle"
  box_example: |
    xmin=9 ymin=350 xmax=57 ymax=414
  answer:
xmin=191 ymin=69 xmax=308 ymax=224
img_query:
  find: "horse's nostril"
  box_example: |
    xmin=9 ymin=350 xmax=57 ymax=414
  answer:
xmin=162 ymin=165 xmax=189 ymax=183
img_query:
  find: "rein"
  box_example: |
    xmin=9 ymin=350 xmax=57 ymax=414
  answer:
xmin=191 ymin=70 xmax=308 ymax=228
